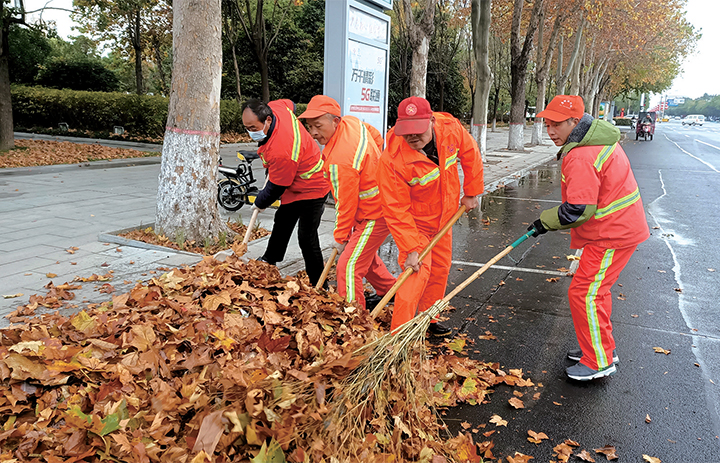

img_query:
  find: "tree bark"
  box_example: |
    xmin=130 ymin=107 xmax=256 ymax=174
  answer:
xmin=0 ymin=5 xmax=14 ymax=151
xmin=508 ymin=0 xmax=544 ymax=151
xmin=471 ymin=0 xmax=492 ymax=159
xmin=156 ymin=0 xmax=224 ymax=242
xmin=131 ymin=10 xmax=144 ymax=95
xmin=556 ymin=15 xmax=584 ymax=96
xmin=402 ymin=0 xmax=435 ymax=98
xmin=231 ymin=44 xmax=242 ymax=105
xmin=532 ymin=10 xmax=561 ymax=145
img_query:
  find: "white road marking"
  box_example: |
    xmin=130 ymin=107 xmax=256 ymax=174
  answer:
xmin=486 ymin=196 xmax=562 ymax=204
xmin=664 ymin=134 xmax=720 ymax=173
xmin=452 ymin=260 xmax=568 ymax=277
xmin=696 ymin=139 xmax=720 ymax=152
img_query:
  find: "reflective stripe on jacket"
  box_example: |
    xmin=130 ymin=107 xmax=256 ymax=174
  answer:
xmin=377 ymin=112 xmax=484 ymax=255
xmin=562 ymin=142 xmax=649 ymax=248
xmin=323 ymin=116 xmax=384 ymax=243
xmin=257 ymin=99 xmax=329 ymax=204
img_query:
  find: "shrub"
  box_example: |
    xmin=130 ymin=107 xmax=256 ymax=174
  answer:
xmin=11 ymin=86 xmax=259 ymax=137
xmin=613 ymin=118 xmax=633 ymax=126
xmin=36 ymin=59 xmax=120 ymax=92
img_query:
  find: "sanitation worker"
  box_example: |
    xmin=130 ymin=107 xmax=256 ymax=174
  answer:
xmin=377 ymin=96 xmax=484 ymax=335
xmin=299 ymin=95 xmax=396 ymax=310
xmin=529 ymin=95 xmax=649 ymax=381
xmin=241 ymin=98 xmax=330 ymax=286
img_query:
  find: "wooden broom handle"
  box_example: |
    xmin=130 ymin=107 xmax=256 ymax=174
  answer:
xmin=315 ymin=248 xmax=339 ymax=290
xmin=369 ymin=205 xmax=467 ymax=318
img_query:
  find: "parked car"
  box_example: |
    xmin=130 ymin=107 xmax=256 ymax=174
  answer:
xmin=682 ymin=114 xmax=705 ymax=126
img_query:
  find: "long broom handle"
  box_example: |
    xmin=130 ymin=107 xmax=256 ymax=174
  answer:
xmin=242 ymin=174 xmax=270 ymax=245
xmin=440 ymin=229 xmax=535 ymax=303
xmin=315 ymin=248 xmax=339 ymax=290
xmin=370 ymin=205 xmax=467 ymax=318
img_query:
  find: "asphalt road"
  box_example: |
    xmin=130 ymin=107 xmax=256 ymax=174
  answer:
xmin=437 ymin=119 xmax=720 ymax=462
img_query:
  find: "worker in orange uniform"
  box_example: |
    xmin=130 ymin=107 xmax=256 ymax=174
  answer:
xmin=299 ymin=95 xmax=396 ymax=309
xmin=377 ymin=96 xmax=484 ymax=335
xmin=241 ymin=98 xmax=330 ymax=286
xmin=530 ymin=95 xmax=649 ymax=381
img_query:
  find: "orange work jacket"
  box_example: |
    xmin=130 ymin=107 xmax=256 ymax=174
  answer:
xmin=378 ymin=112 xmax=484 ymax=255
xmin=562 ymin=143 xmax=650 ymax=249
xmin=365 ymin=123 xmax=384 ymax=151
xmin=323 ymin=116 xmax=384 ymax=243
xmin=257 ymin=99 xmax=329 ymax=204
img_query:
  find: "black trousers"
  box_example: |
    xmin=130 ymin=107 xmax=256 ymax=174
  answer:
xmin=262 ymin=194 xmax=327 ymax=286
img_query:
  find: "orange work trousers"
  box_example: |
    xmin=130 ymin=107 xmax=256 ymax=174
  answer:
xmin=391 ymin=229 xmax=452 ymax=331
xmin=569 ymin=244 xmax=636 ymax=370
xmin=337 ymin=218 xmax=396 ymax=309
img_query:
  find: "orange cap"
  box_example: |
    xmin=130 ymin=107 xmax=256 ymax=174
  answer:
xmin=537 ymin=95 xmax=585 ymax=122
xmin=299 ymin=95 xmax=342 ymax=119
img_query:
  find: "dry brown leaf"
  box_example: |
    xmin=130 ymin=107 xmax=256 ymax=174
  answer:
xmin=653 ymin=347 xmax=671 ymax=355
xmin=642 ymin=456 xmax=661 ymax=463
xmin=489 ymin=414 xmax=508 ymax=427
xmin=576 ymin=449 xmax=596 ymax=462
xmin=508 ymin=397 xmax=525 ymax=409
xmin=645 ymin=414 xmax=652 ymax=423
xmin=506 ymin=452 xmax=534 ymax=463
xmin=594 ymin=445 xmax=619 ymax=460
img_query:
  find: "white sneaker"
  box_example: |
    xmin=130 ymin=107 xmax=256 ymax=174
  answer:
xmin=566 ymin=362 xmax=617 ymax=381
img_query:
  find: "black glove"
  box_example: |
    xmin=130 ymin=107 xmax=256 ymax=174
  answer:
xmin=528 ymin=219 xmax=548 ymax=237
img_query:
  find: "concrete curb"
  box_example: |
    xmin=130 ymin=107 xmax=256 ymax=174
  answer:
xmin=98 ymin=223 xmax=203 ymax=258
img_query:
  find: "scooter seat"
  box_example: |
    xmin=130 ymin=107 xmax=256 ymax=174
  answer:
xmin=238 ymin=151 xmax=260 ymax=161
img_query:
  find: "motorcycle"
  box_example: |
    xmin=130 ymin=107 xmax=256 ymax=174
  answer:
xmin=217 ymin=151 xmax=260 ymax=211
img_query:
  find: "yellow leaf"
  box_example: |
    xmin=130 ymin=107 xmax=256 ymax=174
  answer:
xmin=642 ymin=456 xmax=661 ymax=463
xmin=2 ymin=293 xmax=23 ymax=299
xmin=71 ymin=310 xmax=96 ymax=334
xmin=8 ymin=341 xmax=43 ymax=355
xmin=447 ymin=337 xmax=466 ymax=352
xmin=46 ymin=273 xmax=57 ymax=278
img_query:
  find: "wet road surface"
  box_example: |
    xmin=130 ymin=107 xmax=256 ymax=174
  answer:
xmin=433 ymin=120 xmax=720 ymax=461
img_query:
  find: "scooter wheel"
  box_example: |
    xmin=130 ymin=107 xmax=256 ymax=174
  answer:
xmin=218 ymin=180 xmax=245 ymax=211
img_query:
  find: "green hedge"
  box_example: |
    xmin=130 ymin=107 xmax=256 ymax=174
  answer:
xmin=613 ymin=118 xmax=633 ymax=126
xmin=10 ymin=86 xmax=276 ymax=136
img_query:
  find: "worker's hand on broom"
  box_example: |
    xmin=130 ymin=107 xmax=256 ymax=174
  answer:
xmin=461 ymin=194 xmax=479 ymax=211
xmin=333 ymin=240 xmax=346 ymax=254
xmin=404 ymin=251 xmax=421 ymax=272
xmin=528 ymin=219 xmax=548 ymax=237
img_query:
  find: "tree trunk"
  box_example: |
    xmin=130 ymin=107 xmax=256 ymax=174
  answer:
xmin=532 ymin=11 xmax=561 ymax=145
xmin=508 ymin=0 xmax=544 ymax=151
xmin=0 ymin=7 xmax=14 ymax=151
xmin=156 ymin=0 xmax=223 ymax=243
xmin=259 ymin=55 xmax=270 ymax=102
xmin=471 ymin=0 xmax=492 ymax=159
xmin=231 ymin=44 xmax=242 ymax=105
xmin=153 ymin=41 xmax=168 ymax=96
xmin=568 ymin=38 xmax=584 ymax=95
xmin=403 ymin=0 xmax=435 ymax=98
xmin=491 ymin=86 xmax=499 ymax=132
xmin=132 ymin=10 xmax=144 ymax=95
xmin=556 ymin=15 xmax=584 ymax=96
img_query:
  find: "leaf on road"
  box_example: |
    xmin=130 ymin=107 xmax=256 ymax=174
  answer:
xmin=3 ymin=293 xmax=24 ymax=299
xmin=642 ymin=456 xmax=661 ymax=463
xmin=546 ymin=277 xmax=559 ymax=283
xmin=594 ymin=445 xmax=619 ymax=460
xmin=653 ymin=347 xmax=671 ymax=355
xmin=447 ymin=337 xmax=466 ymax=353
xmin=576 ymin=449 xmax=596 ymax=462
xmin=506 ymin=452 xmax=534 ymax=463
xmin=553 ymin=442 xmax=574 ymax=462
xmin=645 ymin=414 xmax=652 ymax=423
xmin=46 ymin=273 xmax=58 ymax=278
xmin=489 ymin=414 xmax=507 ymax=427
xmin=566 ymin=255 xmax=581 ymax=261
xmin=508 ymin=397 xmax=524 ymax=409
xmin=527 ymin=429 xmax=548 ymax=444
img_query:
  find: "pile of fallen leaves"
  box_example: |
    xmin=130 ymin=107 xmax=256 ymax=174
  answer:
xmin=0 ymin=246 xmax=538 ymax=462
xmin=119 ymin=223 xmax=270 ymax=255
xmin=0 ymin=140 xmax=158 ymax=168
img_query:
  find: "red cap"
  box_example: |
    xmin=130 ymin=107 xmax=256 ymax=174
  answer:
xmin=299 ymin=95 xmax=342 ymax=119
xmin=536 ymin=95 xmax=585 ymax=122
xmin=395 ymin=96 xmax=433 ymax=135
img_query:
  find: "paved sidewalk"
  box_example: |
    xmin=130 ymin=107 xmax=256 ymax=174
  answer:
xmin=0 ymin=127 xmax=561 ymax=322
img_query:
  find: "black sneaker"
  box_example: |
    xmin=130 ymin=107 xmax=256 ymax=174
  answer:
xmin=427 ymin=322 xmax=452 ymax=337
xmin=365 ymin=293 xmax=382 ymax=311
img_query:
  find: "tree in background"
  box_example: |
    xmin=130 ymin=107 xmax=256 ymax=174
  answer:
xmin=36 ymin=58 xmax=119 ymax=91
xmin=470 ymin=0 xmax=491 ymax=156
xmin=156 ymin=0 xmax=224 ymax=242
xmin=396 ymin=0 xmax=436 ymax=98
xmin=507 ymin=0 xmax=543 ymax=150
xmin=7 ymin=23 xmax=52 ymax=84
xmin=74 ymin=0 xmax=163 ymax=95
xmin=231 ymin=0 xmax=297 ymax=102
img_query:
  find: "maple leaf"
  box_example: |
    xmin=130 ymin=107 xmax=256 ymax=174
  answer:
xmin=71 ymin=310 xmax=96 ymax=334
xmin=576 ymin=449 xmax=596 ymax=462
xmin=461 ymin=421 xmax=472 ymax=430
xmin=508 ymin=397 xmax=525 ymax=409
xmin=594 ymin=445 xmax=618 ymax=460
xmin=192 ymin=410 xmax=225 ymax=455
xmin=489 ymin=414 xmax=507 ymax=427
xmin=527 ymin=429 xmax=549 ymax=444
xmin=203 ymin=291 xmax=232 ymax=311
xmin=129 ymin=325 xmax=156 ymax=352
xmin=642 ymin=456 xmax=661 ymax=463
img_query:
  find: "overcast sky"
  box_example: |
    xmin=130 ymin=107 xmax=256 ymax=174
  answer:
xmin=23 ymin=0 xmax=719 ymax=106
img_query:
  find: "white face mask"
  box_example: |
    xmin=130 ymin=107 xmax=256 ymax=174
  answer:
xmin=247 ymin=119 xmax=268 ymax=142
